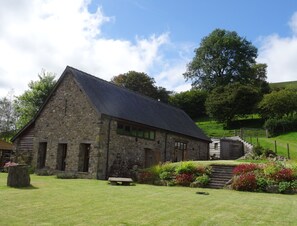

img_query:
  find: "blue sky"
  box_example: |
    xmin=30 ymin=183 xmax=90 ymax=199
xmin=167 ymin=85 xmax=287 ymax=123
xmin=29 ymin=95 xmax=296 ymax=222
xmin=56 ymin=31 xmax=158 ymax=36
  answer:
xmin=0 ymin=0 xmax=297 ymax=97
xmin=91 ymin=0 xmax=296 ymax=44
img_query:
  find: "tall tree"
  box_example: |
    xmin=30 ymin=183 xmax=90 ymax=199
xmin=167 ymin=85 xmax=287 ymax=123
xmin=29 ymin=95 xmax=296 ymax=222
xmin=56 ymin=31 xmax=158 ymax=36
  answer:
xmin=15 ymin=69 xmax=56 ymax=129
xmin=0 ymin=91 xmax=17 ymax=141
xmin=111 ymin=71 xmax=171 ymax=102
xmin=184 ymin=29 xmax=267 ymax=91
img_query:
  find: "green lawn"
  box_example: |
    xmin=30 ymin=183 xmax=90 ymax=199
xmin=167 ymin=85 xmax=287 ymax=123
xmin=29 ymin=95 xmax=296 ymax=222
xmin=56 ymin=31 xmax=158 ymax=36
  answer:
xmin=1 ymin=174 xmax=296 ymax=226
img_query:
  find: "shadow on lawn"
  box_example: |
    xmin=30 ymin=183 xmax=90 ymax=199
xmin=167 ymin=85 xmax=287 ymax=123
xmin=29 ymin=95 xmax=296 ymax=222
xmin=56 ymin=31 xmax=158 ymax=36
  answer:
xmin=9 ymin=184 xmax=39 ymax=190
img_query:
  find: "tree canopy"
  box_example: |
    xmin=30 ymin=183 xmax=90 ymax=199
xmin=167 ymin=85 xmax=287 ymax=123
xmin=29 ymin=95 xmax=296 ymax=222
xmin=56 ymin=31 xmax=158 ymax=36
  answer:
xmin=111 ymin=71 xmax=171 ymax=102
xmin=0 ymin=92 xmax=17 ymax=141
xmin=205 ymin=83 xmax=262 ymax=125
xmin=169 ymin=89 xmax=207 ymax=119
xmin=258 ymin=87 xmax=297 ymax=119
xmin=15 ymin=70 xmax=56 ymax=129
xmin=184 ymin=29 xmax=268 ymax=91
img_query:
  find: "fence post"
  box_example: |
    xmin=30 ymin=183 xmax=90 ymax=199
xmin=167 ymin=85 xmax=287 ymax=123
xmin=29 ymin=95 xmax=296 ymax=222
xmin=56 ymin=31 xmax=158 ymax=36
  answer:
xmin=287 ymin=143 xmax=290 ymax=159
xmin=274 ymin=140 xmax=277 ymax=154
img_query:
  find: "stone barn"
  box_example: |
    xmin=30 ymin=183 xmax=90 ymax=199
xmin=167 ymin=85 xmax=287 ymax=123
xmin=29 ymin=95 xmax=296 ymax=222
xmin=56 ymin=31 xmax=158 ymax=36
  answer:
xmin=12 ymin=66 xmax=211 ymax=179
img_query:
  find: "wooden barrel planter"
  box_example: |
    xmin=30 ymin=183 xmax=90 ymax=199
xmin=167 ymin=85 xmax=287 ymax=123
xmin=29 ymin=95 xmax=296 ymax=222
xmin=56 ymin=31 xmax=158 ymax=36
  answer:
xmin=7 ymin=165 xmax=31 ymax=187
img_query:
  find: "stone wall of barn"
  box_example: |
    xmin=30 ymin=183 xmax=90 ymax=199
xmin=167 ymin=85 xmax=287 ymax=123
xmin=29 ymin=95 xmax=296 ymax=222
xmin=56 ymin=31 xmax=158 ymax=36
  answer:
xmin=32 ymin=73 xmax=102 ymax=178
xmin=104 ymin=116 xmax=210 ymax=178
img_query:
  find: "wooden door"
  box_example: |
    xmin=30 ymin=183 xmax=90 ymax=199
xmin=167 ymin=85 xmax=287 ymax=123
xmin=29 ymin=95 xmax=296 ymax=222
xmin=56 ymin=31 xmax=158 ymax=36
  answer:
xmin=37 ymin=142 xmax=47 ymax=169
xmin=145 ymin=149 xmax=160 ymax=168
xmin=57 ymin=144 xmax=67 ymax=171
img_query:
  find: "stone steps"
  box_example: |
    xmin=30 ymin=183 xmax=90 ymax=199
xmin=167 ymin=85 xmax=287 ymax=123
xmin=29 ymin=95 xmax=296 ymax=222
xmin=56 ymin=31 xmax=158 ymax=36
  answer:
xmin=207 ymin=165 xmax=235 ymax=189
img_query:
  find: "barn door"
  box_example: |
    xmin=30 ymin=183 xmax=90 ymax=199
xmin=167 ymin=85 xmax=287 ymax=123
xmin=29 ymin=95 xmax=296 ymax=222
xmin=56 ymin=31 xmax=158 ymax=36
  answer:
xmin=57 ymin=144 xmax=67 ymax=171
xmin=78 ymin=144 xmax=90 ymax=172
xmin=37 ymin=142 xmax=47 ymax=169
xmin=144 ymin=149 xmax=160 ymax=168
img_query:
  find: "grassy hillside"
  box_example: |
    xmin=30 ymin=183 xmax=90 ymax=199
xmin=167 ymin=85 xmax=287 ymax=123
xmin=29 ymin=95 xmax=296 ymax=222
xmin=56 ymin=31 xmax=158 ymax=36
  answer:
xmin=270 ymin=80 xmax=297 ymax=90
xmin=197 ymin=117 xmax=263 ymax=138
xmin=250 ymin=132 xmax=297 ymax=160
xmin=197 ymin=118 xmax=297 ymax=160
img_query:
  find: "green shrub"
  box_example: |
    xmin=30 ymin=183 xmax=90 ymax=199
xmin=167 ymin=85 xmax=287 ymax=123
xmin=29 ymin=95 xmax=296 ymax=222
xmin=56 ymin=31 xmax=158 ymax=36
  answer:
xmin=264 ymin=115 xmax=297 ymax=136
xmin=56 ymin=172 xmax=78 ymax=179
xmin=256 ymin=176 xmax=268 ymax=192
xmin=191 ymin=174 xmax=210 ymax=187
xmin=175 ymin=161 xmax=196 ymax=175
xmin=150 ymin=164 xmax=162 ymax=178
xmin=278 ymin=181 xmax=294 ymax=193
xmin=263 ymin=162 xmax=283 ymax=178
xmin=159 ymin=171 xmax=174 ymax=181
xmin=160 ymin=162 xmax=176 ymax=174
xmin=35 ymin=168 xmax=54 ymax=176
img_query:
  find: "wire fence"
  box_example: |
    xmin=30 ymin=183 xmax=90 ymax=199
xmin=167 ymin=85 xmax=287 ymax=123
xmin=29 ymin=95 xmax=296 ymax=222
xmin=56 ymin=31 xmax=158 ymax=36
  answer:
xmin=234 ymin=128 xmax=267 ymax=139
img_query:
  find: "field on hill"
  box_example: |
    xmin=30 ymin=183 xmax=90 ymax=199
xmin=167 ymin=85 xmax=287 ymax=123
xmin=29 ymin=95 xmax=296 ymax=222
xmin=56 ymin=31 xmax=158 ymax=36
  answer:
xmin=270 ymin=80 xmax=297 ymax=90
xmin=1 ymin=174 xmax=297 ymax=226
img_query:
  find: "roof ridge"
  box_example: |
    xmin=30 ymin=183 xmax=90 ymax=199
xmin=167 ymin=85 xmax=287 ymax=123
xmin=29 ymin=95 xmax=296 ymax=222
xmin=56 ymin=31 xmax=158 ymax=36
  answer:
xmin=66 ymin=66 xmax=186 ymax=114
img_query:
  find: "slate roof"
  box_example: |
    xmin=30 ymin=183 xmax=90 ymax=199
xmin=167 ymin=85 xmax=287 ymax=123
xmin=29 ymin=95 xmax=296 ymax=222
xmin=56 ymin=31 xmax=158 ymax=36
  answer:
xmin=66 ymin=66 xmax=210 ymax=142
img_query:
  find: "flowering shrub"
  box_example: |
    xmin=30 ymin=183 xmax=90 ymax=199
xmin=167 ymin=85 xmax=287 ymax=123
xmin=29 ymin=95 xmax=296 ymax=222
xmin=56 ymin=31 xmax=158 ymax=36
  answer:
xmin=231 ymin=162 xmax=297 ymax=194
xmin=175 ymin=173 xmax=194 ymax=186
xmin=233 ymin=164 xmax=259 ymax=175
xmin=232 ymin=172 xmax=257 ymax=191
xmin=4 ymin=161 xmax=18 ymax=168
xmin=137 ymin=170 xmax=157 ymax=184
xmin=273 ymin=168 xmax=295 ymax=182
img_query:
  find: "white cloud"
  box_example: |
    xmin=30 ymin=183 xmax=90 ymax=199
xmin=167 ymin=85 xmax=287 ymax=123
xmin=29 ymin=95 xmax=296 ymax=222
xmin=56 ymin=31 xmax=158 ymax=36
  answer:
xmin=155 ymin=61 xmax=191 ymax=92
xmin=258 ymin=12 xmax=297 ymax=83
xmin=0 ymin=0 xmax=172 ymax=97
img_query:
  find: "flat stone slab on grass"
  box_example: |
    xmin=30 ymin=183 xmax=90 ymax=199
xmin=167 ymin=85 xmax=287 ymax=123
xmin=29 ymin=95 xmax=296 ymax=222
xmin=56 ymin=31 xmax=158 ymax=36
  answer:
xmin=108 ymin=177 xmax=133 ymax=186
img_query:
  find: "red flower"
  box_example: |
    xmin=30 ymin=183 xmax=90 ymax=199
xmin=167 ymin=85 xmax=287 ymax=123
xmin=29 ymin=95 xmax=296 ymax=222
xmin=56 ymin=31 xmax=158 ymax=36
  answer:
xmin=233 ymin=164 xmax=259 ymax=175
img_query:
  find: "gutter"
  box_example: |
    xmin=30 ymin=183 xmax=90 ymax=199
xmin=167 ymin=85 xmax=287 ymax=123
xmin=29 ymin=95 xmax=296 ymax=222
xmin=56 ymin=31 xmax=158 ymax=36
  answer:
xmin=105 ymin=118 xmax=112 ymax=179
